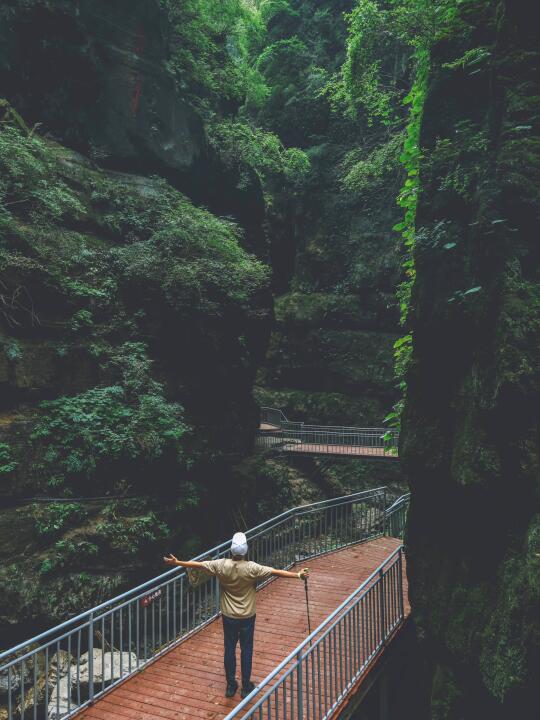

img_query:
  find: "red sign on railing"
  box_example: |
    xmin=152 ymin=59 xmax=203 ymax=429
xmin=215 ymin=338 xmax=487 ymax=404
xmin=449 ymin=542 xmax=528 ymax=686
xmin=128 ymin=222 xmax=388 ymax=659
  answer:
xmin=141 ymin=588 xmax=162 ymax=607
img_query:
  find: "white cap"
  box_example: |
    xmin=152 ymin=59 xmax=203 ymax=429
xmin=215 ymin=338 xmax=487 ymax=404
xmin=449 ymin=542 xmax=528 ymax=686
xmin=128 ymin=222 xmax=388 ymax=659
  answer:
xmin=231 ymin=532 xmax=248 ymax=556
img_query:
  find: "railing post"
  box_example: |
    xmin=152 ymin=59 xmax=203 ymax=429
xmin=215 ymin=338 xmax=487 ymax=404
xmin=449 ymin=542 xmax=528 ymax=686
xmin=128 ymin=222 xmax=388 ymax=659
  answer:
xmin=378 ymin=568 xmax=386 ymax=646
xmin=296 ymin=649 xmax=303 ymax=717
xmin=382 ymin=489 xmax=387 ymax=536
xmin=398 ymin=548 xmax=404 ymax=620
xmin=88 ymin=612 xmax=94 ymax=704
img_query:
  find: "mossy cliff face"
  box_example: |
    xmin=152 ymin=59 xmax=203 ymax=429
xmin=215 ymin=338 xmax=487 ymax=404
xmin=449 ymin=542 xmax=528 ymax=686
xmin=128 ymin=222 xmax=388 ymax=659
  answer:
xmin=0 ymin=1 xmax=271 ymax=644
xmin=0 ymin=0 xmax=268 ymax=247
xmin=253 ymin=0 xmax=406 ymax=432
xmin=402 ymin=1 xmax=540 ymax=716
xmin=0 ymin=1 xmax=203 ymax=172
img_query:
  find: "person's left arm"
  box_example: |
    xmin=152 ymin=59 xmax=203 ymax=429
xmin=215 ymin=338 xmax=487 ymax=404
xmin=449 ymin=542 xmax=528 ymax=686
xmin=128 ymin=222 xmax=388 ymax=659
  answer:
xmin=272 ymin=567 xmax=310 ymax=580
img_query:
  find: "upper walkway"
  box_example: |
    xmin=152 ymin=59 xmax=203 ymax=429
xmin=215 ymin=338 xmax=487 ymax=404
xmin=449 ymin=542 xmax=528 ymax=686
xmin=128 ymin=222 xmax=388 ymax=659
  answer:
xmin=0 ymin=488 xmax=410 ymax=720
xmin=257 ymin=407 xmax=399 ymax=459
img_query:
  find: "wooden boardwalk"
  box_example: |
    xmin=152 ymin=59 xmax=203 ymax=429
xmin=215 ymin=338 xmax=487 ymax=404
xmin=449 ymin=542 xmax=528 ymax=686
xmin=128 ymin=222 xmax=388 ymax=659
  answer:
xmin=282 ymin=443 xmax=398 ymax=458
xmin=76 ymin=537 xmax=408 ymax=720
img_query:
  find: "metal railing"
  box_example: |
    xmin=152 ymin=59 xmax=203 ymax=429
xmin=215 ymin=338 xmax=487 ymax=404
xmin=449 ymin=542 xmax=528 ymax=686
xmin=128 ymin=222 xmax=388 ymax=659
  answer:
xmin=258 ymin=407 xmax=399 ymax=456
xmin=256 ymin=428 xmax=399 ymax=456
xmin=225 ymin=545 xmax=405 ymax=720
xmin=0 ymin=487 xmax=392 ymax=720
xmin=385 ymin=493 xmax=410 ymax=539
xmin=260 ymin=407 xmax=288 ymax=428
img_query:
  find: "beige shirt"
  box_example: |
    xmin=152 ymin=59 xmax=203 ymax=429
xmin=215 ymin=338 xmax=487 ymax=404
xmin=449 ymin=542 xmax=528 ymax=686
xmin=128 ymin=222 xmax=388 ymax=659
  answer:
xmin=200 ymin=558 xmax=274 ymax=619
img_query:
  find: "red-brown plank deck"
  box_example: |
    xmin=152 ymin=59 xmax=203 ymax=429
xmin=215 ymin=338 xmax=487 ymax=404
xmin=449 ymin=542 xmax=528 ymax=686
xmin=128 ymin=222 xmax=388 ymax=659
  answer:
xmin=282 ymin=443 xmax=399 ymax=459
xmin=77 ymin=538 xmax=408 ymax=720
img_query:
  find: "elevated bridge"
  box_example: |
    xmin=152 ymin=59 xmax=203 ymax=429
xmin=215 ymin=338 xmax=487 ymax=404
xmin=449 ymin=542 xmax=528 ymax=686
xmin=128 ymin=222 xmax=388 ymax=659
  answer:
xmin=257 ymin=407 xmax=399 ymax=459
xmin=0 ymin=488 xmax=410 ymax=720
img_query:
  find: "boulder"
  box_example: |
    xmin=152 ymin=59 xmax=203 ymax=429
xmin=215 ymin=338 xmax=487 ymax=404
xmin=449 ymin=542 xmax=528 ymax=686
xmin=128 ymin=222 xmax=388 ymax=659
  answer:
xmin=46 ymin=649 xmax=138 ymax=719
xmin=47 ymin=650 xmax=74 ymax=720
xmin=0 ymin=662 xmax=30 ymax=697
xmin=78 ymin=649 xmax=138 ymax=686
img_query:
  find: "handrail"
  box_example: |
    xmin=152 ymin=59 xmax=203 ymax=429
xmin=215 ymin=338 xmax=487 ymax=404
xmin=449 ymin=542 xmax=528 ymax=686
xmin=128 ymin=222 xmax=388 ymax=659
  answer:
xmin=385 ymin=493 xmax=410 ymax=540
xmin=0 ymin=487 xmax=393 ymax=720
xmin=385 ymin=492 xmax=410 ymax=513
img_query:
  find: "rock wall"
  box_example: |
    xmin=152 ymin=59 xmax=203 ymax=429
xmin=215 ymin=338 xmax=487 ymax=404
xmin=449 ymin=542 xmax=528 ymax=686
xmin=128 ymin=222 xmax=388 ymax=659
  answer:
xmin=0 ymin=0 xmax=270 ymax=644
xmin=402 ymin=1 xmax=540 ymax=716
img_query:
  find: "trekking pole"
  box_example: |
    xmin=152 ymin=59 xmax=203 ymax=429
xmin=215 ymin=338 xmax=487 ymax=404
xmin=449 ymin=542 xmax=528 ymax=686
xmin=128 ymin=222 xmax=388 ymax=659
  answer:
xmin=302 ymin=572 xmax=312 ymax=644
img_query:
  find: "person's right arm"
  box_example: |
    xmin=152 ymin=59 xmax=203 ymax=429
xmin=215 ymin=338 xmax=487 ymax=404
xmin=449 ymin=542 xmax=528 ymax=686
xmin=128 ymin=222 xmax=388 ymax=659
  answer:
xmin=163 ymin=554 xmax=208 ymax=570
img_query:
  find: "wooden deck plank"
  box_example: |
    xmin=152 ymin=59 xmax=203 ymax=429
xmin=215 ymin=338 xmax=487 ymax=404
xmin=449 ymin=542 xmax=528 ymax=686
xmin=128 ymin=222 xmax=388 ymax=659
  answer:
xmin=76 ymin=537 xmax=408 ymax=720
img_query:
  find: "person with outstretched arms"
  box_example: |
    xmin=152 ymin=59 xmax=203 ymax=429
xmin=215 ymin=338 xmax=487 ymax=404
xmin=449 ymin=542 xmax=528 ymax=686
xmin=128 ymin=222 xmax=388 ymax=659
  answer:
xmin=164 ymin=532 xmax=309 ymax=699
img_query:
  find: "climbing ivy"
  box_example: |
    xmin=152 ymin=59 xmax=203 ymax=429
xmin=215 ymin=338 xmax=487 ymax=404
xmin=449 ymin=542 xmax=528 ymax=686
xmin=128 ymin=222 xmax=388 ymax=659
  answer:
xmin=338 ymin=0 xmax=468 ymax=428
xmin=388 ymin=47 xmax=430 ymax=424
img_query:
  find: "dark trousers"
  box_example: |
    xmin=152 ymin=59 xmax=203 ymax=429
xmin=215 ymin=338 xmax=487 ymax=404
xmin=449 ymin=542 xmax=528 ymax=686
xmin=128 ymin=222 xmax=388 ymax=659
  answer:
xmin=222 ymin=614 xmax=256 ymax=687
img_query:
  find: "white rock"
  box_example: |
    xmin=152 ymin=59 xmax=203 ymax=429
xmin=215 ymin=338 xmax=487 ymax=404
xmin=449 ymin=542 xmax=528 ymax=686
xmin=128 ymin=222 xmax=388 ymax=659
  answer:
xmin=45 ymin=649 xmax=138 ymax=719
xmin=78 ymin=649 xmax=138 ymax=684
xmin=48 ymin=651 xmax=76 ymax=720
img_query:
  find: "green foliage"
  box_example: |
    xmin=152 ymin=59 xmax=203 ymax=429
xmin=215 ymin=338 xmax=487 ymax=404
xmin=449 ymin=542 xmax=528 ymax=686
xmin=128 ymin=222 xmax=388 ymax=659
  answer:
xmin=70 ymin=308 xmax=93 ymax=332
xmin=32 ymin=502 xmax=87 ymax=539
xmin=32 ymin=384 xmax=186 ymax=477
xmin=174 ymin=480 xmax=201 ymax=513
xmin=335 ymin=0 xmax=468 ymax=125
xmin=160 ymin=0 xmax=267 ymax=109
xmin=385 ymin=46 xmax=430 ymax=428
xmin=96 ymin=510 xmax=170 ymax=555
xmin=442 ymin=46 xmax=491 ymax=71
xmin=0 ymin=442 xmax=18 ymax=474
xmin=88 ymin=175 xmax=169 ymax=239
xmin=207 ymin=120 xmax=310 ymax=187
xmin=251 ymin=33 xmax=330 ymax=145
xmin=112 ymin=189 xmax=270 ymax=315
xmin=30 ymin=344 xmax=189 ymax=488
xmin=1 ymin=338 xmax=22 ymax=360
xmin=395 ymin=46 xmax=430 ymax=325
xmin=428 ymin=119 xmax=488 ymax=198
xmin=0 ymin=116 xmax=84 ymax=226
xmin=40 ymin=539 xmax=99 ymax=574
xmin=336 ymin=0 xmax=467 ymax=427
xmin=0 ymin=114 xmax=270 ymax=321
xmin=341 ymin=0 xmax=401 ymax=124
xmin=340 ymin=132 xmax=404 ymax=194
